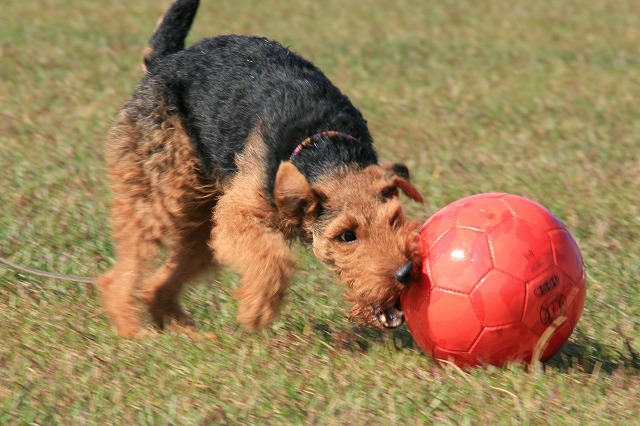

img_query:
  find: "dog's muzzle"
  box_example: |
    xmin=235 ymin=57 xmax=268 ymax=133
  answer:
xmin=373 ymin=299 xmax=404 ymax=329
xmin=372 ymin=261 xmax=415 ymax=328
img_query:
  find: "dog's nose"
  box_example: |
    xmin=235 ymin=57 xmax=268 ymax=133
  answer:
xmin=394 ymin=261 xmax=413 ymax=285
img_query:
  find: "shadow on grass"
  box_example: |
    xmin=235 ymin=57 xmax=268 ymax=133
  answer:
xmin=545 ymin=328 xmax=640 ymax=374
xmin=306 ymin=318 xmax=418 ymax=354
xmin=310 ymin=319 xmax=639 ymax=376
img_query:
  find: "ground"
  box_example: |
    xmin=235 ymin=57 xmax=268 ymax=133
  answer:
xmin=1 ymin=0 xmax=639 ymax=424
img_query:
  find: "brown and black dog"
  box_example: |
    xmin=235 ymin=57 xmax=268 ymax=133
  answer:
xmin=97 ymin=0 xmax=423 ymax=337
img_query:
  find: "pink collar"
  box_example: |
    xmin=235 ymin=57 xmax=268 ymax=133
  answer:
xmin=290 ymin=131 xmax=359 ymax=161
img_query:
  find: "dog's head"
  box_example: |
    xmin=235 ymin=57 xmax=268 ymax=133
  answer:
xmin=274 ymin=161 xmax=423 ymax=329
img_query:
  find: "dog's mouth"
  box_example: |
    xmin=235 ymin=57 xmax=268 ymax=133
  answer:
xmin=373 ymin=299 xmax=404 ymax=329
xmin=370 ymin=259 xmax=415 ymax=329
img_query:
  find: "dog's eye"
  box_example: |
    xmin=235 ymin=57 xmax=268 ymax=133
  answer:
xmin=339 ymin=230 xmax=357 ymax=243
xmin=381 ymin=186 xmax=399 ymax=200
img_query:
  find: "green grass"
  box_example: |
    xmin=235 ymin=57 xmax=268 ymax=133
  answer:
xmin=1 ymin=0 xmax=639 ymax=424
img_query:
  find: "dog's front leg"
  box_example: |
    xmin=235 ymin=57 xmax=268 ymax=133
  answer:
xmin=210 ymin=178 xmax=295 ymax=330
xmin=211 ymin=202 xmax=295 ymax=329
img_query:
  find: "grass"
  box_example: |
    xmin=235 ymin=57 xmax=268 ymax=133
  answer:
xmin=1 ymin=0 xmax=639 ymax=424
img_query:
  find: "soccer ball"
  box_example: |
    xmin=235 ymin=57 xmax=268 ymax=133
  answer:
xmin=401 ymin=193 xmax=586 ymax=367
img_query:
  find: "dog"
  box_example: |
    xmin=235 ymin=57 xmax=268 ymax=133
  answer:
xmin=96 ymin=0 xmax=424 ymax=337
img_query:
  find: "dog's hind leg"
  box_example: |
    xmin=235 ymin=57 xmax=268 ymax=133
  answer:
xmin=96 ymin=201 xmax=160 ymax=337
xmin=98 ymin=106 xmax=217 ymax=336
xmin=139 ymin=220 xmax=215 ymax=330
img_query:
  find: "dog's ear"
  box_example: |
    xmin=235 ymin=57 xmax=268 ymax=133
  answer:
xmin=274 ymin=162 xmax=323 ymax=227
xmin=386 ymin=163 xmax=424 ymax=203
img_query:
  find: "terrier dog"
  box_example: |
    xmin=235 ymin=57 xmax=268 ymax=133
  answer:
xmin=97 ymin=0 xmax=423 ymax=337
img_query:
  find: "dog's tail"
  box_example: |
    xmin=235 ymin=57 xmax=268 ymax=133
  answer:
xmin=143 ymin=0 xmax=200 ymax=72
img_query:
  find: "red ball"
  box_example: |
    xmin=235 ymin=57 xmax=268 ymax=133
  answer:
xmin=401 ymin=193 xmax=586 ymax=367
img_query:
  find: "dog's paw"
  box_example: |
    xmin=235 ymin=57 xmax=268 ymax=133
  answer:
xmin=236 ymin=299 xmax=280 ymax=331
